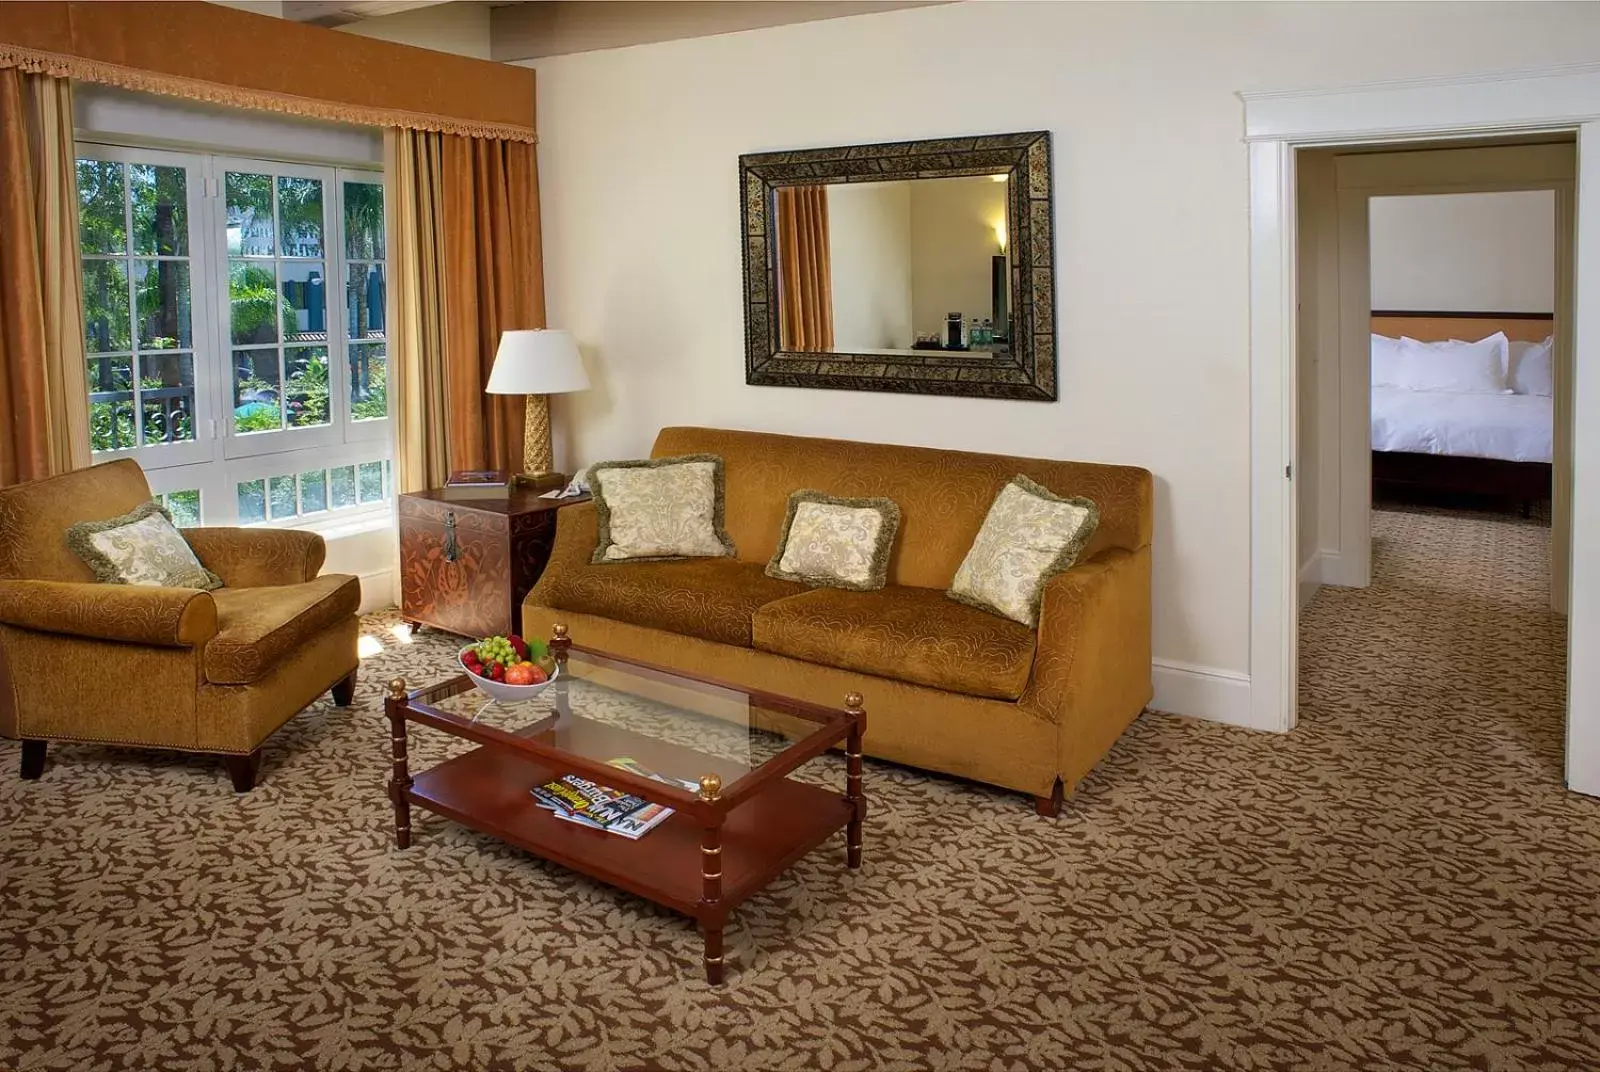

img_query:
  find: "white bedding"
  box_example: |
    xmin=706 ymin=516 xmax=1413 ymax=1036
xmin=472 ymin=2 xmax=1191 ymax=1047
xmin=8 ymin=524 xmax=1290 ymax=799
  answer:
xmin=1371 ymin=386 xmax=1553 ymax=464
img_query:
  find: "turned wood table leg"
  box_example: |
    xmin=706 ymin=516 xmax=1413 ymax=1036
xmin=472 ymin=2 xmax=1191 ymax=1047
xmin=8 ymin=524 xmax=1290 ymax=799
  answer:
xmin=549 ymin=624 xmax=572 ymax=718
xmin=700 ymin=820 xmax=724 ymax=985
xmin=697 ymin=772 xmax=726 ymax=985
xmin=386 ymin=677 xmax=413 ymax=849
xmin=845 ymin=693 xmax=866 ymax=870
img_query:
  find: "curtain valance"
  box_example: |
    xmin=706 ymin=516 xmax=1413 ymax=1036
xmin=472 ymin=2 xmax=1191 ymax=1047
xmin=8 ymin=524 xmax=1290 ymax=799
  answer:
xmin=0 ymin=1 xmax=536 ymax=142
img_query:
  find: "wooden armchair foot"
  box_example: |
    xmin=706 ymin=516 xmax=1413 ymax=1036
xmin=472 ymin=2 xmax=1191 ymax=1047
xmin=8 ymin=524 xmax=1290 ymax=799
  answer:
xmin=1033 ymin=777 xmax=1064 ymax=818
xmin=222 ymin=749 xmax=263 ymax=793
xmin=331 ymin=668 xmax=358 ymax=707
xmin=20 ymin=740 xmax=46 ymax=780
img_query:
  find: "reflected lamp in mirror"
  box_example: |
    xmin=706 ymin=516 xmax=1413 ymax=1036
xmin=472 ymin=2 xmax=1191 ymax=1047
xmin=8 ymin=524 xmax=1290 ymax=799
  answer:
xmin=740 ymin=131 xmax=1055 ymax=401
xmin=485 ymin=329 xmax=590 ymax=488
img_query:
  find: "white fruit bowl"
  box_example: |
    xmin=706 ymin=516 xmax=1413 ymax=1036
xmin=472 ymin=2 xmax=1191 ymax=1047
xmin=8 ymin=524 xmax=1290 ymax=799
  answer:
xmin=459 ymin=644 xmax=560 ymax=705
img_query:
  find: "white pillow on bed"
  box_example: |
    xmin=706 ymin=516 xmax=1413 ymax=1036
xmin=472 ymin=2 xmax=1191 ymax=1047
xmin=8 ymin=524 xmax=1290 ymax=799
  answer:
xmin=1370 ymin=334 xmax=1405 ymax=387
xmin=1389 ymin=333 xmax=1509 ymax=394
xmin=1508 ymin=337 xmax=1554 ymax=396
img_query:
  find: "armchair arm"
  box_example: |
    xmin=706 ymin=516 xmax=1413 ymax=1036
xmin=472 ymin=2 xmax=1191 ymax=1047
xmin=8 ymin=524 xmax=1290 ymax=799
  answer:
xmin=0 ymin=579 xmax=218 ymax=647
xmin=1023 ymin=545 xmax=1153 ymax=790
xmin=182 ymin=527 xmax=326 ymax=588
xmin=528 ymin=501 xmax=599 ymax=606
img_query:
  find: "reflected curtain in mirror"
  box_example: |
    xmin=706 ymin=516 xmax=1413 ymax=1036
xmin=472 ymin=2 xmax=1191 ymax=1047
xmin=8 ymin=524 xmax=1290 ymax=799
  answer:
xmin=0 ymin=68 xmax=90 ymax=487
xmin=776 ymin=186 xmax=833 ymax=353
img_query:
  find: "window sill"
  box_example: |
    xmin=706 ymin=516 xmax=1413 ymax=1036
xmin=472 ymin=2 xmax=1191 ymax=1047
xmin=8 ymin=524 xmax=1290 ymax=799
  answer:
xmin=249 ymin=506 xmax=393 ymax=540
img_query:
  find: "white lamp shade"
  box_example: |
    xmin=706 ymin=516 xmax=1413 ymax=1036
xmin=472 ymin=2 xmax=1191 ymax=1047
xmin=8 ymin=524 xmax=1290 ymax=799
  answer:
xmin=485 ymin=329 xmax=590 ymax=395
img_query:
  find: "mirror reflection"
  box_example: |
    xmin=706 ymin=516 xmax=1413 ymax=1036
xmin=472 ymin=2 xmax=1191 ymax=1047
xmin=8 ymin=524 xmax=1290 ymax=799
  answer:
xmin=774 ymin=174 xmax=1011 ymax=356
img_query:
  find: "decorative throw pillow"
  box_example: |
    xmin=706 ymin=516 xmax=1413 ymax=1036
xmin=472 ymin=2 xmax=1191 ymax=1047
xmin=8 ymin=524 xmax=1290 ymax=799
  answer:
xmin=947 ymin=475 xmax=1100 ymax=627
xmin=65 ymin=500 xmax=222 ymax=590
xmin=589 ymin=454 xmax=736 ymax=563
xmin=765 ymin=491 xmax=901 ymax=591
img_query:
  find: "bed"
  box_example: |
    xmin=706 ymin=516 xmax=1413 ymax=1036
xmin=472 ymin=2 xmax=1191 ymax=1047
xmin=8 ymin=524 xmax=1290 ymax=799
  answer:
xmin=1369 ymin=312 xmax=1553 ymax=513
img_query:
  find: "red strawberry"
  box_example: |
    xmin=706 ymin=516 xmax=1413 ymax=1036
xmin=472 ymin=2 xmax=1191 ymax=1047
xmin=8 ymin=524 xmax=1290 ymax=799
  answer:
xmin=490 ymin=665 xmax=505 ymax=682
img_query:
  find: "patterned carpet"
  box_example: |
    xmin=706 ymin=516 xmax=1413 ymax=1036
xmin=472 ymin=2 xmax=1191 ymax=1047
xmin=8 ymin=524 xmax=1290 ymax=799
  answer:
xmin=1 ymin=505 xmax=1597 ymax=1071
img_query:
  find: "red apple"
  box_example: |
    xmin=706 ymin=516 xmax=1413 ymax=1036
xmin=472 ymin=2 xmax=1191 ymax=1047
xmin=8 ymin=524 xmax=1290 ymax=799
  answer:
xmin=504 ymin=662 xmax=536 ymax=686
xmin=525 ymin=664 xmax=548 ymax=685
xmin=507 ymin=635 xmax=528 ymax=659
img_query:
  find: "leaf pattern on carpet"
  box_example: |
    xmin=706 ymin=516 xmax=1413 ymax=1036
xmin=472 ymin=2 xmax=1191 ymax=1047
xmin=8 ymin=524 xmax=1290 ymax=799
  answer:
xmin=0 ymin=504 xmax=1596 ymax=1071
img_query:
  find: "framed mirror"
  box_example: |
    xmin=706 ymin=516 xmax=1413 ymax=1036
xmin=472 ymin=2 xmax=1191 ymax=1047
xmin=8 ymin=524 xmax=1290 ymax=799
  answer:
xmin=739 ymin=131 xmax=1055 ymax=401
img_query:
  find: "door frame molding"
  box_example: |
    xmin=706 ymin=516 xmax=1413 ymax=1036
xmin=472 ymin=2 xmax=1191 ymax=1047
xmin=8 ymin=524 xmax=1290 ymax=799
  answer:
xmin=1242 ymin=62 xmax=1600 ymax=796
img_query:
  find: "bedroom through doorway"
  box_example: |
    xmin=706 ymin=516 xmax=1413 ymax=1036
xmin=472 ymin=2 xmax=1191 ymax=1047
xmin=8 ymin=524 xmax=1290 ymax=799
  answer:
xmin=1294 ymin=136 xmax=1573 ymax=785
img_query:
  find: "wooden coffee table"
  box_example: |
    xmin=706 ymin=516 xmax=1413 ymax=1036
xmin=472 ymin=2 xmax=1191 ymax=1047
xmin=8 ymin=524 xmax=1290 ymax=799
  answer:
xmin=383 ymin=625 xmax=867 ymax=984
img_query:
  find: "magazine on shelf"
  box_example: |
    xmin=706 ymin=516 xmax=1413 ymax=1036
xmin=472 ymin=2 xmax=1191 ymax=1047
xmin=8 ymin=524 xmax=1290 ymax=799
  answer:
xmin=530 ymin=757 xmax=700 ymax=840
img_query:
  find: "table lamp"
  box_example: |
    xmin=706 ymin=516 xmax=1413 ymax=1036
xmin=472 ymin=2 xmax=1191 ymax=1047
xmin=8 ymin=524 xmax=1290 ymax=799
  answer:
xmin=485 ymin=328 xmax=590 ymax=489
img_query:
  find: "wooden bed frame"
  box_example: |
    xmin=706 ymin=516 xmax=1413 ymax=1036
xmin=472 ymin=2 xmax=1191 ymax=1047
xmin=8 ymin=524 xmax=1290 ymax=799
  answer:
xmin=1369 ymin=310 xmax=1553 ymax=514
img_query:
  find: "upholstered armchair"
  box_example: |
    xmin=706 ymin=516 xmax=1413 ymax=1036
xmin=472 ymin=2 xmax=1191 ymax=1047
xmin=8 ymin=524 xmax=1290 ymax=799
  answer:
xmin=0 ymin=459 xmax=361 ymax=791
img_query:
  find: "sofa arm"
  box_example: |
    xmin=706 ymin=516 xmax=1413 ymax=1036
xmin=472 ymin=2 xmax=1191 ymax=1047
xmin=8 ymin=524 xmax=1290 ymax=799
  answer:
xmin=1024 ymin=546 xmax=1153 ymax=790
xmin=0 ymin=579 xmax=218 ymax=647
xmin=528 ymin=501 xmax=599 ymax=606
xmin=182 ymin=527 xmax=326 ymax=588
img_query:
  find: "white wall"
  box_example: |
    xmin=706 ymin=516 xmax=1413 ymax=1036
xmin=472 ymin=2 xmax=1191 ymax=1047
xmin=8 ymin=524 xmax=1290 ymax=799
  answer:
xmin=529 ymin=1 xmax=1600 ymax=709
xmin=827 ymin=182 xmax=914 ymax=350
xmin=1370 ymin=190 xmax=1556 ymax=312
xmin=909 ymin=176 xmax=1007 ymax=340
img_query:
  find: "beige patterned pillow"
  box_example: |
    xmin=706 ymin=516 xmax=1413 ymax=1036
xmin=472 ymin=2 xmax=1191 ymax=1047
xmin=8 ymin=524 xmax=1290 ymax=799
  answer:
xmin=589 ymin=454 xmax=736 ymax=563
xmin=65 ymin=501 xmax=222 ymax=590
xmin=765 ymin=491 xmax=900 ymax=591
xmin=947 ymin=475 xmax=1099 ymax=626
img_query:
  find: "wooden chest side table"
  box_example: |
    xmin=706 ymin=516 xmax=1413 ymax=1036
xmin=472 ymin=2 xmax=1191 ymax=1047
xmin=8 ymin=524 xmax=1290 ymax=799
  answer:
xmin=398 ymin=488 xmax=587 ymax=639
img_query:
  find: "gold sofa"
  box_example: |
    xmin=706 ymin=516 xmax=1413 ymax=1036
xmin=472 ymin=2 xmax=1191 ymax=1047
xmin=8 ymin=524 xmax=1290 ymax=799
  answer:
xmin=0 ymin=460 xmax=361 ymax=791
xmin=524 ymin=427 xmax=1153 ymax=814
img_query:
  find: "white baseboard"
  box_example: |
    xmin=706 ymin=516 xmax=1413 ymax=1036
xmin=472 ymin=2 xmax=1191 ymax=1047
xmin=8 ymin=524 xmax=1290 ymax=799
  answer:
xmin=1151 ymin=659 xmax=1263 ymax=729
xmin=355 ymin=569 xmax=395 ymax=614
xmin=1298 ymin=555 xmax=1322 ymax=608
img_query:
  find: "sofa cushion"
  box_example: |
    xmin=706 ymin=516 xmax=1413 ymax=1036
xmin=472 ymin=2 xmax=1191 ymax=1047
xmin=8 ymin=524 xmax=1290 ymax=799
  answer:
xmin=205 ymin=574 xmax=360 ymax=685
xmin=754 ymin=585 xmax=1037 ymax=701
xmin=537 ymin=559 xmax=805 ymax=648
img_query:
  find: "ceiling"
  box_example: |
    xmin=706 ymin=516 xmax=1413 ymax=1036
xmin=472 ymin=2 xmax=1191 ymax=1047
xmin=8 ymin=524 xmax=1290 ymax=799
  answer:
xmin=280 ymin=1 xmax=459 ymax=28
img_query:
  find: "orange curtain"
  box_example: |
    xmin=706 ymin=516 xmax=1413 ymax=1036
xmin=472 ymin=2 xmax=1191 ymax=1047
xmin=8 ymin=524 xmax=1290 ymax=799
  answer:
xmin=388 ymin=129 xmax=545 ymax=490
xmin=777 ymin=186 xmax=834 ymax=352
xmin=0 ymin=68 xmax=90 ymax=488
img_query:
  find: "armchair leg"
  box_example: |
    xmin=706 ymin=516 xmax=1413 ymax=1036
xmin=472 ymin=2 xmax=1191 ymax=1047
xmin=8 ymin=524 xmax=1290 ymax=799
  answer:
xmin=1033 ymin=777 xmax=1064 ymax=818
xmin=20 ymin=740 xmax=46 ymax=780
xmin=331 ymin=669 xmax=357 ymax=707
xmin=222 ymin=749 xmax=262 ymax=793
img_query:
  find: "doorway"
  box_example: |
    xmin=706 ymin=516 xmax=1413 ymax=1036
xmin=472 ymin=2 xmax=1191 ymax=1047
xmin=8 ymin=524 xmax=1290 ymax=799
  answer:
xmin=1294 ymin=140 xmax=1573 ymax=786
xmin=1242 ymin=68 xmax=1600 ymax=796
xmin=1295 ymin=140 xmax=1574 ymax=610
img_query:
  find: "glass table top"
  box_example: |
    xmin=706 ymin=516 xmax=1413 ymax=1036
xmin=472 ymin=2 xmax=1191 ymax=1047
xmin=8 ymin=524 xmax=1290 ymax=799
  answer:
xmin=406 ymin=648 xmax=851 ymax=793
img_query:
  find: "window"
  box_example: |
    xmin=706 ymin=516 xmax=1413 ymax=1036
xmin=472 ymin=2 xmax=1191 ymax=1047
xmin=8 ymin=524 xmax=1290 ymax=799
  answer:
xmin=77 ymin=145 xmax=391 ymax=527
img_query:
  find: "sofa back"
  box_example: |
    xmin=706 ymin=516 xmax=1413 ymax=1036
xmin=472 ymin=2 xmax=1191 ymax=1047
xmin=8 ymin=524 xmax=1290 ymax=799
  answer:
xmin=651 ymin=427 xmax=1153 ymax=591
xmin=0 ymin=459 xmax=153 ymax=581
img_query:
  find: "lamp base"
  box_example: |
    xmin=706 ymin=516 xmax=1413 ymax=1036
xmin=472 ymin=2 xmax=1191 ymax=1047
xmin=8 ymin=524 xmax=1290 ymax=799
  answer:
xmin=512 ymin=470 xmax=567 ymax=492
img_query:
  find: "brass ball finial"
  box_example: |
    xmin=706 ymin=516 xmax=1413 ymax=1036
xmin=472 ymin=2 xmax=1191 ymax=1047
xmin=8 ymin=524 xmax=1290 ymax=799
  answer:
xmin=844 ymin=692 xmax=864 ymax=711
xmin=697 ymin=773 xmax=723 ymax=802
xmin=552 ymin=623 xmax=569 ymax=639
xmin=387 ymin=677 xmax=408 ymax=700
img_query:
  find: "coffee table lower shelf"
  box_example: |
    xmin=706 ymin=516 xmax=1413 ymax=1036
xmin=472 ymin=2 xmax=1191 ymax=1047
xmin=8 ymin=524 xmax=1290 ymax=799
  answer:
xmin=405 ymin=745 xmax=854 ymax=956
